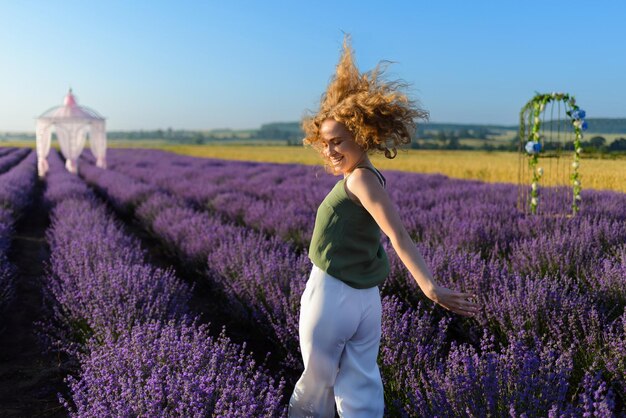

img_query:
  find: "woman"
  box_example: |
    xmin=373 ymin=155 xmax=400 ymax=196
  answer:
xmin=289 ymin=37 xmax=480 ymax=418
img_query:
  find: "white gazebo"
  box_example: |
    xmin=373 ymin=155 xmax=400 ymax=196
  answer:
xmin=36 ymin=89 xmax=107 ymax=177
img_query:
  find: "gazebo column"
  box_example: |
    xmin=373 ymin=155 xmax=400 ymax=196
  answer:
xmin=91 ymin=120 xmax=107 ymax=168
xmin=37 ymin=158 xmax=50 ymax=177
xmin=35 ymin=121 xmax=53 ymax=177
xmin=56 ymin=123 xmax=88 ymax=175
xmin=65 ymin=158 xmax=78 ymax=174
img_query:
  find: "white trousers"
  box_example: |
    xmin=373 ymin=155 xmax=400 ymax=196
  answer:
xmin=289 ymin=265 xmax=384 ymax=418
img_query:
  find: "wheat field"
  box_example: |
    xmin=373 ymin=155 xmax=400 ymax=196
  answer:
xmin=157 ymin=145 xmax=626 ymax=193
xmin=2 ymin=142 xmax=623 ymax=193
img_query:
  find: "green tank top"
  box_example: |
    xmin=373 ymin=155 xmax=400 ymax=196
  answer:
xmin=308 ymin=166 xmax=390 ymax=289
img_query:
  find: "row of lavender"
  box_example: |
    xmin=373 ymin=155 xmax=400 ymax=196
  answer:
xmin=42 ymin=150 xmax=286 ymax=416
xmin=78 ymin=157 xmax=308 ymax=370
xmin=79 ymin=149 xmax=625 ymax=415
xmin=0 ymin=147 xmax=31 ymax=175
xmin=0 ymin=148 xmax=37 ymax=322
xmin=102 ymin=149 xmax=626 ymax=358
xmin=102 ymin=148 xmax=626 ymax=255
xmin=107 ymin=150 xmax=626 ymax=297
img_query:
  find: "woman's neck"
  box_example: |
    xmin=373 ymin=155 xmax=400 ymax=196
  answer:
xmin=343 ymin=153 xmax=372 ymax=178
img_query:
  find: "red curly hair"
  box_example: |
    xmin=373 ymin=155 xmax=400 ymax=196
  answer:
xmin=303 ymin=36 xmax=428 ymax=161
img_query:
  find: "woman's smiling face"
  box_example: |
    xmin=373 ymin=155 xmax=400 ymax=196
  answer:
xmin=319 ymin=119 xmax=365 ymax=176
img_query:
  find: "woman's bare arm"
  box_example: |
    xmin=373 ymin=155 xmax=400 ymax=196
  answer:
xmin=346 ymin=169 xmax=480 ymax=317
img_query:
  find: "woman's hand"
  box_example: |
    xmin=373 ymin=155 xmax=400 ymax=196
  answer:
xmin=427 ymin=285 xmax=480 ymax=317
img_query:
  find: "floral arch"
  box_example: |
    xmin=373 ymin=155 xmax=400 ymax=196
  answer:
xmin=518 ymin=92 xmax=587 ymax=216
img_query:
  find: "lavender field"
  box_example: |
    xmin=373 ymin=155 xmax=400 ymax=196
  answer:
xmin=0 ymin=148 xmax=36 ymax=319
xmin=0 ymin=146 xmax=625 ymax=417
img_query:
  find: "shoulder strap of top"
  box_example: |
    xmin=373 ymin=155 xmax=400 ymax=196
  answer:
xmin=351 ymin=165 xmax=386 ymax=188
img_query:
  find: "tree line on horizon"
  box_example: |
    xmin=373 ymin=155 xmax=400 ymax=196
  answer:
xmin=259 ymin=121 xmax=626 ymax=153
xmin=2 ymin=119 xmax=626 ymax=153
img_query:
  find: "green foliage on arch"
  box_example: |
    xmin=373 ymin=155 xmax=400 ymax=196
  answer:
xmin=519 ymin=92 xmax=587 ymax=215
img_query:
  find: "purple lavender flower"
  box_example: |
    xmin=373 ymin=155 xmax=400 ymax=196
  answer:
xmin=72 ymin=148 xmax=626 ymax=413
xmin=61 ymin=321 xmax=287 ymax=417
xmin=0 ymin=148 xmax=37 ymax=319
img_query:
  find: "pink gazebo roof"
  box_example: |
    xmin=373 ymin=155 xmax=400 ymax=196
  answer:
xmin=38 ymin=89 xmax=104 ymax=121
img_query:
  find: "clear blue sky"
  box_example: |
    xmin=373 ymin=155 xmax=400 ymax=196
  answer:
xmin=1 ymin=0 xmax=624 ymax=131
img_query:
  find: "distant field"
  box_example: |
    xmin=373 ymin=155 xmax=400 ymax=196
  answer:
xmin=443 ymin=130 xmax=626 ymax=149
xmin=158 ymin=144 xmax=626 ymax=193
xmin=2 ymin=141 xmax=624 ymax=193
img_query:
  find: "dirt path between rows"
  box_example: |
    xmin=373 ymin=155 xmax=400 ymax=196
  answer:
xmin=0 ymin=181 xmax=68 ymax=417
